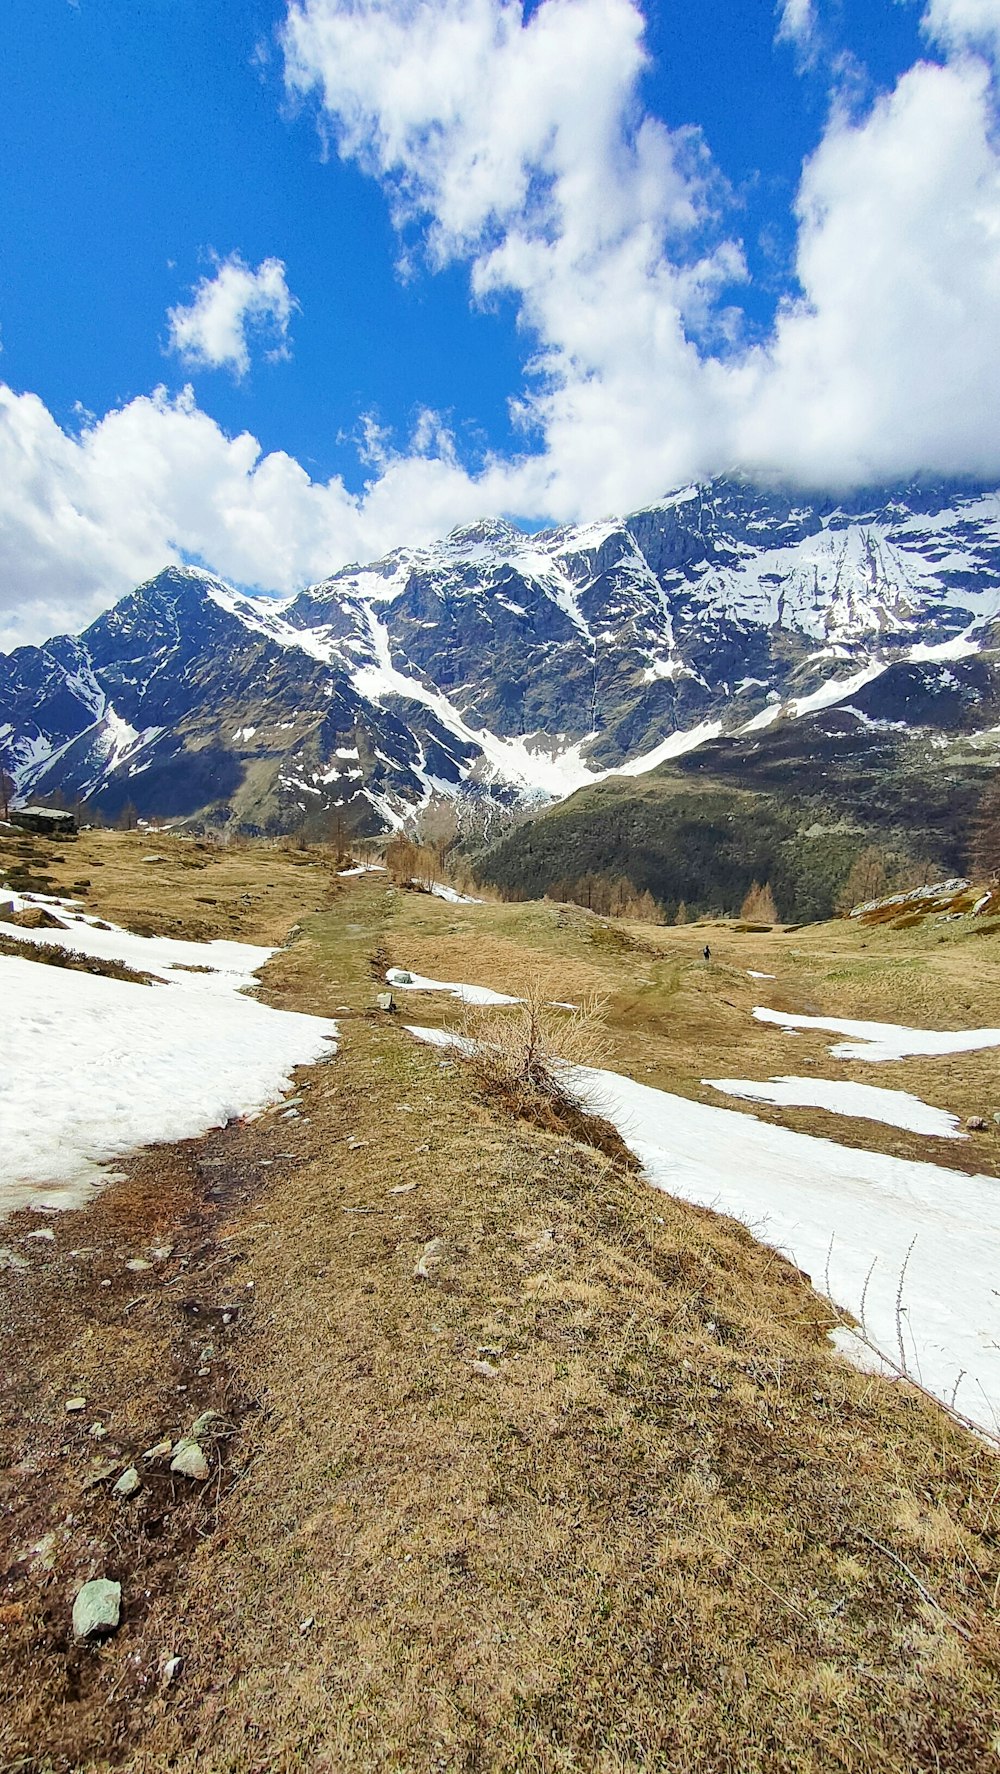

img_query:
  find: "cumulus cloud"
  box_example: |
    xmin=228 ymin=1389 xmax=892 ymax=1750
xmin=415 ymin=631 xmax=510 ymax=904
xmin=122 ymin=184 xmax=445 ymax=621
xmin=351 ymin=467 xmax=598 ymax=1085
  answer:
xmin=283 ymin=0 xmax=1000 ymax=496
xmin=167 ymin=253 xmax=297 ymax=376
xmin=922 ymin=0 xmax=1000 ymax=58
xmin=6 ymin=0 xmax=1000 ymax=648
xmin=0 ymin=382 xmax=534 ymax=651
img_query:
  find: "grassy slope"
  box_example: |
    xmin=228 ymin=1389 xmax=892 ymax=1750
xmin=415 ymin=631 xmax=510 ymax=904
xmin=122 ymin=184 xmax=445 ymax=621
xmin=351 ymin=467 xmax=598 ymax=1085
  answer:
xmin=478 ymin=718 xmax=1000 ymax=922
xmin=1 ymin=841 xmax=999 ymax=1771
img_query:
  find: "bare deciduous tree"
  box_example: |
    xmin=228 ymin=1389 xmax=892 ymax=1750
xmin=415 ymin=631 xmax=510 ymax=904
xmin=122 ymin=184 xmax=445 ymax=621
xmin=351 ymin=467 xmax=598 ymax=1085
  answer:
xmin=740 ymin=880 xmax=778 ymax=922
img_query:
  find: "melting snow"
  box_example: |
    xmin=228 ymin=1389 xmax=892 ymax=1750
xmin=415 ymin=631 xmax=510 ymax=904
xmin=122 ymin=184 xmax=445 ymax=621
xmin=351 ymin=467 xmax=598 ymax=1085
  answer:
xmin=788 ymin=661 xmax=888 ymax=719
xmin=706 ymin=1075 xmax=965 ymax=1139
xmin=424 ymin=881 xmax=483 ymax=904
xmin=0 ymin=897 xmax=338 ymax=1218
xmin=611 ymin=720 xmax=723 ymax=777
xmin=386 ymin=967 xmax=518 ymax=1006
xmin=753 ymin=1006 xmax=1000 ymax=1062
xmin=406 ymin=1027 xmax=1000 ymax=1435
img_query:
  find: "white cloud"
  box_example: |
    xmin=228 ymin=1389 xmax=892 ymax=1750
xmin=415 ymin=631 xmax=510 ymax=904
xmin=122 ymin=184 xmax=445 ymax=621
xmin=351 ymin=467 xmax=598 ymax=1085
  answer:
xmin=6 ymin=0 xmax=1000 ymax=650
xmin=167 ymin=253 xmax=297 ymax=376
xmin=733 ymin=55 xmax=1000 ymax=483
xmin=283 ymin=0 xmax=1000 ymax=496
xmin=922 ymin=0 xmax=1000 ymax=59
xmin=0 ymin=382 xmax=537 ymax=651
xmin=775 ymin=0 xmax=818 ymax=53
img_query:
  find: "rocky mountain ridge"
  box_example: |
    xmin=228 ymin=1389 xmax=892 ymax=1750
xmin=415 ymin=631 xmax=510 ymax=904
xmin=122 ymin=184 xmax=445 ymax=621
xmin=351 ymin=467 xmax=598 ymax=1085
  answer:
xmin=2 ymin=475 xmax=1000 ymax=832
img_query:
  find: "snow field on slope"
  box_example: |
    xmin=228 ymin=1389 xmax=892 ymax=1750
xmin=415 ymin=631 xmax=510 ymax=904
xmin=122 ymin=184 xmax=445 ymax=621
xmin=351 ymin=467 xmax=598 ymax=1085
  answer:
xmin=753 ymin=1006 xmax=1000 ymax=1062
xmin=406 ymin=1025 xmax=1000 ymax=1437
xmin=1 ymin=891 xmax=273 ymax=995
xmin=0 ymin=899 xmax=338 ymax=1218
xmin=564 ymin=1065 xmax=1000 ymax=1436
xmin=706 ymin=1075 xmax=965 ymax=1138
xmin=386 ymin=966 xmax=519 ymax=1006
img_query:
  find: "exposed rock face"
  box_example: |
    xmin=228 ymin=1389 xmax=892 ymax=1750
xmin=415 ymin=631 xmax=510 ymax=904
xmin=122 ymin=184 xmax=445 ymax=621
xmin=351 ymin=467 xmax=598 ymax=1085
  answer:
xmin=2 ymin=477 xmax=1000 ymax=832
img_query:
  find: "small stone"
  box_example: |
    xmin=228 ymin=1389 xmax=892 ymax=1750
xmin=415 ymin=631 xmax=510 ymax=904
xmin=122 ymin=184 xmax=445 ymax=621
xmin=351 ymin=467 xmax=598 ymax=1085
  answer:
xmin=170 ymin=1440 xmax=209 ymax=1481
xmin=190 ymin=1410 xmax=221 ymax=1438
xmin=161 ymin=1655 xmax=183 ymax=1687
xmin=389 ymin=1181 xmax=418 ymax=1195
xmin=375 ymin=992 xmax=395 ymax=1012
xmin=388 ymin=969 xmax=413 ymax=985
xmin=65 ymin=1396 xmax=87 ymax=1413
xmin=151 ymin=1245 xmax=174 ymax=1263
xmin=89 ymin=1421 xmax=107 ymax=1440
xmin=414 ymin=1237 xmax=444 ymax=1282
xmin=125 ymin=1258 xmax=152 ymax=1272
xmin=966 ymin=1115 xmax=988 ymax=1132
xmin=100 ymin=1279 xmax=112 ymax=1288
xmin=27 ymin=1227 xmax=55 ymax=1242
xmin=72 ymin=1578 xmax=121 ymax=1641
xmin=298 ymin=1616 xmax=315 ymax=1635
xmin=142 ymin=1437 xmax=173 ymax=1462
xmin=471 ymin=1359 xmax=500 ymax=1378
xmin=113 ymin=1466 xmax=141 ymax=1498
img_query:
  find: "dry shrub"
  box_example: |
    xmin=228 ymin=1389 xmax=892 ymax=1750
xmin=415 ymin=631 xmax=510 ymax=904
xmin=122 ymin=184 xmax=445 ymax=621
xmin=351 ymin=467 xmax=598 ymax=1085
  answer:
xmin=459 ymin=984 xmax=608 ymax=1125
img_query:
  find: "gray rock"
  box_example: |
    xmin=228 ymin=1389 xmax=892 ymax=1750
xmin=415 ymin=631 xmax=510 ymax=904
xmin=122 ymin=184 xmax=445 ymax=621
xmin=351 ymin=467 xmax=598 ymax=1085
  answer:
xmin=65 ymin=1396 xmax=87 ymax=1413
xmin=161 ymin=1655 xmax=183 ymax=1687
xmin=113 ymin=1466 xmax=142 ymax=1498
xmin=966 ymin=1115 xmax=988 ymax=1132
xmin=72 ymin=1578 xmax=121 ymax=1640
xmin=376 ymin=991 xmax=395 ymax=1012
xmin=170 ymin=1439 xmax=209 ymax=1481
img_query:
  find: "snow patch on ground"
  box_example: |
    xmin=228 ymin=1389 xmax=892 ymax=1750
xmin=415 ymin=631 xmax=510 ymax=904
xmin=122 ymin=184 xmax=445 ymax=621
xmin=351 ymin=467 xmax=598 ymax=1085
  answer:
xmin=753 ymin=1006 xmax=1000 ymax=1062
xmin=0 ymin=897 xmax=338 ymax=1218
xmin=406 ymin=1027 xmax=1000 ymax=1436
xmin=424 ymin=880 xmax=483 ymax=904
xmin=566 ymin=1062 xmax=1000 ymax=1435
xmin=706 ymin=1075 xmax=966 ymax=1139
xmin=386 ymin=967 xmax=518 ymax=1006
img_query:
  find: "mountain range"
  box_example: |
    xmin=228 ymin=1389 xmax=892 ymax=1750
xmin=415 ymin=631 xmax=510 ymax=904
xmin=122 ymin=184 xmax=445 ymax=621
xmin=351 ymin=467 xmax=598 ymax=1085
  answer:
xmin=3 ymin=475 xmax=1000 ymax=838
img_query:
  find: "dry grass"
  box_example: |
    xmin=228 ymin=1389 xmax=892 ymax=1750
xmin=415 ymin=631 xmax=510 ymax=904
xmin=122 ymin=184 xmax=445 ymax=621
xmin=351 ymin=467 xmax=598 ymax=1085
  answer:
xmin=0 ymin=825 xmax=338 ymax=946
xmin=370 ymin=885 xmax=1000 ymax=1174
xmin=0 ymin=930 xmax=157 ymax=985
xmin=2 ymin=856 xmax=1000 ymax=1771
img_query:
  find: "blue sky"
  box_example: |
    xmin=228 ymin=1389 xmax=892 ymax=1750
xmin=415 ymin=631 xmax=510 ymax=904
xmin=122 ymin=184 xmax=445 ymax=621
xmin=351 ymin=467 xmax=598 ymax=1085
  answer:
xmin=2 ymin=0 xmax=1000 ymax=646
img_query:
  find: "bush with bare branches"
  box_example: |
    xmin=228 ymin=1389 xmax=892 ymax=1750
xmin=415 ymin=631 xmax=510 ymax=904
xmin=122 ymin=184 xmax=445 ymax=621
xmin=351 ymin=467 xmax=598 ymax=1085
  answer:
xmin=459 ymin=985 xmax=607 ymax=1123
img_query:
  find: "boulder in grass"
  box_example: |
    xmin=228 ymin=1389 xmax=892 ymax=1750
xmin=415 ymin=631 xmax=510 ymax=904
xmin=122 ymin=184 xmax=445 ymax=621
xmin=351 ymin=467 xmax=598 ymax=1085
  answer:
xmin=170 ymin=1439 xmax=209 ymax=1481
xmin=72 ymin=1578 xmax=121 ymax=1640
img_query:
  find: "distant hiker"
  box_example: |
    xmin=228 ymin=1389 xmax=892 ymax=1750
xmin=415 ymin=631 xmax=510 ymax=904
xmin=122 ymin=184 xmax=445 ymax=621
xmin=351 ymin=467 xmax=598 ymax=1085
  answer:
xmin=703 ymin=944 xmax=711 ymax=962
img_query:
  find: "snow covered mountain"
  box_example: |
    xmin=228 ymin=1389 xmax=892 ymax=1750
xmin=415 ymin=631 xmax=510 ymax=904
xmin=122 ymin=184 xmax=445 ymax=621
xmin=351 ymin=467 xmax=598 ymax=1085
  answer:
xmin=3 ymin=475 xmax=1000 ymax=832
